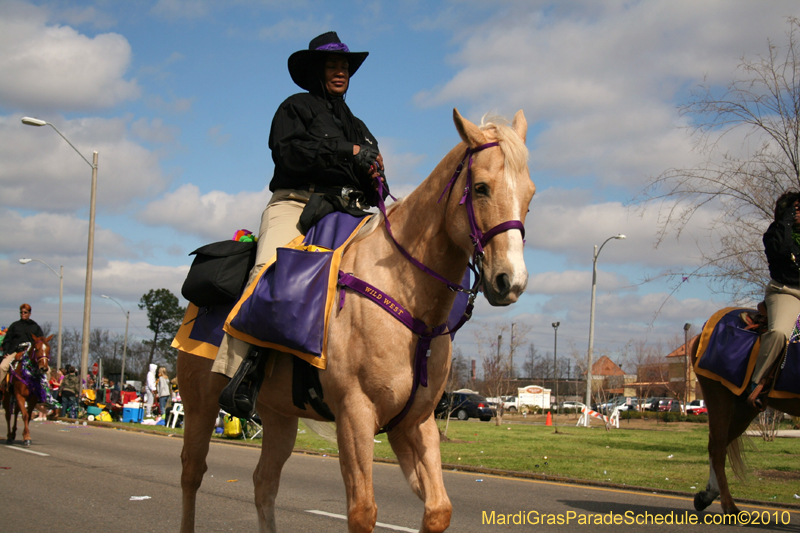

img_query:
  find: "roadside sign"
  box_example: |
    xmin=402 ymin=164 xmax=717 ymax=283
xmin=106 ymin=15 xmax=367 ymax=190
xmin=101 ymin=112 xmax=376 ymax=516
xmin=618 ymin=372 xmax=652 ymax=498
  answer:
xmin=92 ymin=362 xmax=99 ymax=375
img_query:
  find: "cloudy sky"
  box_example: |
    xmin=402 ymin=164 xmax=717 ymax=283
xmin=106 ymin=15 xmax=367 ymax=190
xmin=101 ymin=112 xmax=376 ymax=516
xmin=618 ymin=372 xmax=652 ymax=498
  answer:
xmin=1 ymin=0 xmax=795 ymax=370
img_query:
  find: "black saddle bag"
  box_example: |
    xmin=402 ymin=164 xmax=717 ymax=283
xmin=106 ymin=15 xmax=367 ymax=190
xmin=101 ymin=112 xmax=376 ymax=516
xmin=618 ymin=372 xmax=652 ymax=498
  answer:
xmin=181 ymin=240 xmax=257 ymax=307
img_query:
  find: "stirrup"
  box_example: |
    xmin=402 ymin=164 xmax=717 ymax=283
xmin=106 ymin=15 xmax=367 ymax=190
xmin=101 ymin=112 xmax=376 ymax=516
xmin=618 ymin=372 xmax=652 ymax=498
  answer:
xmin=218 ymin=348 xmax=266 ymax=420
xmin=746 ymin=381 xmax=768 ymax=412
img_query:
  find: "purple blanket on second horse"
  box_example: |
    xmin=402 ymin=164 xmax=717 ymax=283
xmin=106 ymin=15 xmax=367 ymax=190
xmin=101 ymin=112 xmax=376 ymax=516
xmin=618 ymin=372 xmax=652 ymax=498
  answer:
xmin=694 ymin=307 xmax=800 ymax=399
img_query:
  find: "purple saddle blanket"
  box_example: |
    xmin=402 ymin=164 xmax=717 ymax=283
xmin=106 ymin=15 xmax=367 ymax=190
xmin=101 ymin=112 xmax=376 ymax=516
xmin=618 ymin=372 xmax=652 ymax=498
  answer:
xmin=694 ymin=307 xmax=800 ymax=398
xmin=179 ymin=211 xmax=469 ymax=361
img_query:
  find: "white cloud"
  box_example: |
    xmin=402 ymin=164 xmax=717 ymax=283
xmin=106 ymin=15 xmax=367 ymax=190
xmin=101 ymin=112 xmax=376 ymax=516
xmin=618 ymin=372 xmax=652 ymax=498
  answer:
xmin=131 ymin=117 xmax=180 ymax=144
xmin=415 ymin=1 xmax=797 ymax=188
xmin=0 ymin=114 xmax=170 ymax=212
xmin=526 ymin=269 xmax=628 ymax=296
xmin=524 ymin=188 xmax=719 ymax=269
xmin=0 ymin=208 xmax=131 ymax=260
xmin=91 ymin=260 xmax=189 ymax=303
xmin=138 ymin=183 xmax=271 ymax=240
xmin=0 ymin=1 xmax=139 ymax=111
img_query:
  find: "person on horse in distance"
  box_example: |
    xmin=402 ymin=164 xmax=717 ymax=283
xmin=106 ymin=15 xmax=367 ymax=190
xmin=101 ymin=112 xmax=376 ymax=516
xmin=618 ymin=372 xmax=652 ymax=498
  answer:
xmin=748 ymin=191 xmax=800 ymax=410
xmin=0 ymin=303 xmax=44 ymax=395
xmin=213 ymin=31 xmax=388 ymax=417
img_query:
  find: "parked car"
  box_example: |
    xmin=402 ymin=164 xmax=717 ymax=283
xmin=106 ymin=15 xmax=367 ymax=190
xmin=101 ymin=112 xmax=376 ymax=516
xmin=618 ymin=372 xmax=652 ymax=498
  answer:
xmin=559 ymin=401 xmax=582 ymax=411
xmin=685 ymin=399 xmax=706 ymax=414
xmin=613 ymin=397 xmax=639 ymax=412
xmin=691 ymin=406 xmax=708 ymax=415
xmin=600 ymin=397 xmax=639 ymax=414
xmin=643 ymin=397 xmax=670 ymax=411
xmin=434 ymin=391 xmax=494 ymax=421
xmin=657 ymin=398 xmax=683 ymax=412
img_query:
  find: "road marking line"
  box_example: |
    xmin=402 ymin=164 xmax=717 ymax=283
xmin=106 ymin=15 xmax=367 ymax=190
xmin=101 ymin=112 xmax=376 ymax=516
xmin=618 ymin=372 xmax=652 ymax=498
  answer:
xmin=306 ymin=510 xmax=418 ymax=532
xmin=3 ymin=445 xmax=49 ymax=456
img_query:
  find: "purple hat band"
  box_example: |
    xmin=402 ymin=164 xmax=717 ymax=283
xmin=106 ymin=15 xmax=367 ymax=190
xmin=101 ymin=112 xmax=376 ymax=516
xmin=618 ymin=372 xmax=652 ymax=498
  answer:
xmin=316 ymin=42 xmax=350 ymax=53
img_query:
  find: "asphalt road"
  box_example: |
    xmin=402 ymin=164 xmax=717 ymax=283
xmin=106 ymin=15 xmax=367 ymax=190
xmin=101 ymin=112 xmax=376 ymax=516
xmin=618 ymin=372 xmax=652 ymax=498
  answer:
xmin=2 ymin=420 xmax=799 ymax=532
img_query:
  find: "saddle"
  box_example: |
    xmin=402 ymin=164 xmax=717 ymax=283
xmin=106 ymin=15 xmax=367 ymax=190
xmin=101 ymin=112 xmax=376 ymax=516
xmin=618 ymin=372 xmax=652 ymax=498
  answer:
xmin=738 ymin=301 xmax=769 ymax=334
xmin=694 ymin=307 xmax=800 ymax=401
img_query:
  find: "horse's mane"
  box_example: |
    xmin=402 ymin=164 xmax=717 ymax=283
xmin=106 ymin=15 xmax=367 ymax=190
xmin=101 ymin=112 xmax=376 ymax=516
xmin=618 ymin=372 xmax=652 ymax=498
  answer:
xmin=349 ymin=112 xmax=527 ymax=247
xmin=479 ymin=114 xmax=529 ymax=178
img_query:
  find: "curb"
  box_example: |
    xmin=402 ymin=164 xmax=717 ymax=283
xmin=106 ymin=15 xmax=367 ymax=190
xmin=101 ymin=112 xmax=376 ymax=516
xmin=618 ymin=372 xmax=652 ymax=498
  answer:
xmin=59 ymin=418 xmax=800 ymax=512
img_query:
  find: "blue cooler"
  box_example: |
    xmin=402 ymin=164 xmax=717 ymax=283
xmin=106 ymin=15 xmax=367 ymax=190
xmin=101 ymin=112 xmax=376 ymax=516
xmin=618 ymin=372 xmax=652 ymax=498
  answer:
xmin=86 ymin=406 xmax=103 ymax=416
xmin=122 ymin=408 xmax=143 ymax=423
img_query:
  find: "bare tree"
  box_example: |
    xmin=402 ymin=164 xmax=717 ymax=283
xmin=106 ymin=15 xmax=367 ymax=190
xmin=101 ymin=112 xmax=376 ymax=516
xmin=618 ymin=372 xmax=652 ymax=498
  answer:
xmin=638 ymin=17 xmax=800 ymax=302
xmin=474 ymin=322 xmax=532 ymax=425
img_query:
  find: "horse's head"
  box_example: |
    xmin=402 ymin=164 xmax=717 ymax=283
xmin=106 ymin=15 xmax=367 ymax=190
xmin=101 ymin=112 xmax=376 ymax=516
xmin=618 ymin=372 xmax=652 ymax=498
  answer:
xmin=446 ymin=109 xmax=535 ymax=306
xmin=31 ymin=334 xmax=53 ymax=372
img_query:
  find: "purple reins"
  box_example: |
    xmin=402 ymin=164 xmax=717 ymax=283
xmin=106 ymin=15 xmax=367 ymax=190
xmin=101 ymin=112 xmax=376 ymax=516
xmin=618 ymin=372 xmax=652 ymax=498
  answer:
xmin=338 ymin=141 xmax=526 ymax=433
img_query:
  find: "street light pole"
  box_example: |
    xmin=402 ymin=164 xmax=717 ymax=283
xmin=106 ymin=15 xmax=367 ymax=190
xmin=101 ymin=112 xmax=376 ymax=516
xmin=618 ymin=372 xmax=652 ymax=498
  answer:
xmin=552 ymin=321 xmax=560 ymax=409
xmin=684 ymin=322 xmax=691 ymax=414
xmin=585 ymin=234 xmax=626 ymax=412
xmin=18 ymin=258 xmax=63 ymax=370
xmin=102 ymin=295 xmax=129 ymax=387
xmin=23 ymin=117 xmax=97 ymax=394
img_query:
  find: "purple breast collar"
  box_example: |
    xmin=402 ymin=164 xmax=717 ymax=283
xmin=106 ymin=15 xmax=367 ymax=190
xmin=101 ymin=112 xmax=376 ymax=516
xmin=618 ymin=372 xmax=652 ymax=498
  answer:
xmin=339 ymin=141 xmax=524 ymax=433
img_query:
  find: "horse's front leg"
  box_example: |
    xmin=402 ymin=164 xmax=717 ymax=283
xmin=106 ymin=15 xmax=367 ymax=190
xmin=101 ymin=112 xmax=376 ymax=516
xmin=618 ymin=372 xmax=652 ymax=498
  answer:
xmin=253 ymin=408 xmax=298 ymax=533
xmin=389 ymin=415 xmax=451 ymax=533
xmin=177 ymin=351 xmax=228 ymax=533
xmin=17 ymin=391 xmax=32 ymax=445
xmin=337 ymin=402 xmax=378 ymax=533
xmin=4 ymin=397 xmax=14 ymax=444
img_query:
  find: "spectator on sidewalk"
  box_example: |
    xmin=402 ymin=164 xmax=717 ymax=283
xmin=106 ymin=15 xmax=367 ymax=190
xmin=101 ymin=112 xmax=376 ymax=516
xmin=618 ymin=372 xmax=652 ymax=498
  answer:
xmin=60 ymin=366 xmax=80 ymax=418
xmin=157 ymin=367 xmax=170 ymax=417
xmin=144 ymin=364 xmax=157 ymax=417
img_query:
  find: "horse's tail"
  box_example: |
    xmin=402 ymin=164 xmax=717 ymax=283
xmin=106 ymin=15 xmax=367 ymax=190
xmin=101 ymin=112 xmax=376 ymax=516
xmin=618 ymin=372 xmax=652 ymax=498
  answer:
xmin=726 ymin=435 xmax=748 ymax=481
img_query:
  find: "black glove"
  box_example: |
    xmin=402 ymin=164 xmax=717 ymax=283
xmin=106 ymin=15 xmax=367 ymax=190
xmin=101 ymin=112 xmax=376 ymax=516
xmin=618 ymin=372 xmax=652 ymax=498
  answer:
xmin=353 ymin=144 xmax=380 ymax=179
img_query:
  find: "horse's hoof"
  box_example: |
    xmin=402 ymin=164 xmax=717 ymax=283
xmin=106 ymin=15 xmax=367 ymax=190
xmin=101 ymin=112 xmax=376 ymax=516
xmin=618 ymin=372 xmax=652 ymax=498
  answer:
xmin=22 ymin=439 xmax=30 ymax=447
xmin=693 ymin=493 xmax=712 ymax=512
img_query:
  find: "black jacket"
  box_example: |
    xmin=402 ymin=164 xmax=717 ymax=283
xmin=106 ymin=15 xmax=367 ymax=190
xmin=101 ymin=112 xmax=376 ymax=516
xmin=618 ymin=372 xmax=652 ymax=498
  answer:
xmin=1 ymin=318 xmax=44 ymax=354
xmin=268 ymin=92 xmax=379 ymax=198
xmin=764 ymin=208 xmax=800 ymax=286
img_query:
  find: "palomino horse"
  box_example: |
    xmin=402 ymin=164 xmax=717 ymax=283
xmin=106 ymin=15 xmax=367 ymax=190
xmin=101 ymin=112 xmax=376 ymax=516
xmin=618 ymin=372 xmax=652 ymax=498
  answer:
xmin=3 ymin=334 xmax=52 ymax=447
xmin=691 ymin=338 xmax=800 ymax=514
xmin=177 ymin=109 xmax=534 ymax=532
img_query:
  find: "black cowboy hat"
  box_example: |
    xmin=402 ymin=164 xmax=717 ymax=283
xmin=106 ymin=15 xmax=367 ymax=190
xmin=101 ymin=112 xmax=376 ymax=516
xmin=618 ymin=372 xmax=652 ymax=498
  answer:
xmin=288 ymin=31 xmax=369 ymax=91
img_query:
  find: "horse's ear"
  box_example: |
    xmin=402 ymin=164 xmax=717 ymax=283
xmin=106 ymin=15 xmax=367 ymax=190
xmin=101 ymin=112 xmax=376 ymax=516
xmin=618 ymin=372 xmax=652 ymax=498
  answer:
xmin=45 ymin=334 xmax=54 ymax=343
xmin=512 ymin=110 xmax=527 ymax=143
xmin=453 ymin=108 xmax=486 ymax=148
xmin=31 ymin=334 xmax=40 ymax=342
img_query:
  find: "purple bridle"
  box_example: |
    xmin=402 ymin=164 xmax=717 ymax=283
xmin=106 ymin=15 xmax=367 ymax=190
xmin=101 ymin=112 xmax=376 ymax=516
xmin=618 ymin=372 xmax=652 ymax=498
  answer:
xmin=338 ymin=141 xmax=526 ymax=432
xmin=375 ymin=141 xmax=525 ymax=296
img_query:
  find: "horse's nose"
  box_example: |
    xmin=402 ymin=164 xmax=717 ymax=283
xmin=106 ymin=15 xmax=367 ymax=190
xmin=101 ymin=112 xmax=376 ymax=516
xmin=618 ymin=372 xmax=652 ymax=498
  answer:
xmin=495 ymin=273 xmax=511 ymax=298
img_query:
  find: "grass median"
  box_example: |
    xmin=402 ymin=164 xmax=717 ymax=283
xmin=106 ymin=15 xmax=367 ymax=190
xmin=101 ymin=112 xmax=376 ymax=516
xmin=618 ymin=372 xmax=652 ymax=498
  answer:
xmin=122 ymin=415 xmax=800 ymax=506
xmin=292 ymin=416 xmax=800 ymax=506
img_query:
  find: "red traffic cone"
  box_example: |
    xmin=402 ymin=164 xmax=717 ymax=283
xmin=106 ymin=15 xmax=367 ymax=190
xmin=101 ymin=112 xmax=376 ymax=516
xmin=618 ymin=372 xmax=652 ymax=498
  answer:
xmin=545 ymin=411 xmax=552 ymax=426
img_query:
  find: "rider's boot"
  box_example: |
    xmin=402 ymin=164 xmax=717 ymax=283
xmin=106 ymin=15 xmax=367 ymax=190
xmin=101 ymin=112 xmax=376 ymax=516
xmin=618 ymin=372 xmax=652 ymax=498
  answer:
xmin=218 ymin=347 xmax=267 ymax=420
xmin=746 ymin=379 xmax=768 ymax=412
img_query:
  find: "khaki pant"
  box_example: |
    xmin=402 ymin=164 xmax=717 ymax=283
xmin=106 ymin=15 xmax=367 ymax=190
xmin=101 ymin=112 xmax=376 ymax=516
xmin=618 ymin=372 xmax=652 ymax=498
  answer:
xmin=751 ymin=279 xmax=800 ymax=384
xmin=0 ymin=353 xmax=14 ymax=386
xmin=211 ymin=189 xmax=310 ymax=378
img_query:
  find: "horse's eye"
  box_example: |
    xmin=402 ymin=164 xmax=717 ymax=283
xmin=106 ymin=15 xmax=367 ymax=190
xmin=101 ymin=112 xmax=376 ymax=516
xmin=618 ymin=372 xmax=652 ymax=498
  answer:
xmin=475 ymin=183 xmax=489 ymax=197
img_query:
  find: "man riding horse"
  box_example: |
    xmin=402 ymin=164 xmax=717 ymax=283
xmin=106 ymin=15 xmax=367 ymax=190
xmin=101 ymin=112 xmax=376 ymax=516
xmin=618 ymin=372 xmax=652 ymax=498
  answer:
xmin=0 ymin=303 xmax=44 ymax=396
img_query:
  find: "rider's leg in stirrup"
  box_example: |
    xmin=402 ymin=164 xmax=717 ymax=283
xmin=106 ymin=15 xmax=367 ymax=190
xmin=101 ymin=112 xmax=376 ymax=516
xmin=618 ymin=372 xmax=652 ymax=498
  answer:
xmin=0 ymin=353 xmax=16 ymax=391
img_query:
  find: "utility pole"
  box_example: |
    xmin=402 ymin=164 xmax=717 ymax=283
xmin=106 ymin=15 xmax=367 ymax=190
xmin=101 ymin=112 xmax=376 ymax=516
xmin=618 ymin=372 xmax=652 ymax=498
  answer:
xmin=509 ymin=323 xmax=515 ymax=378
